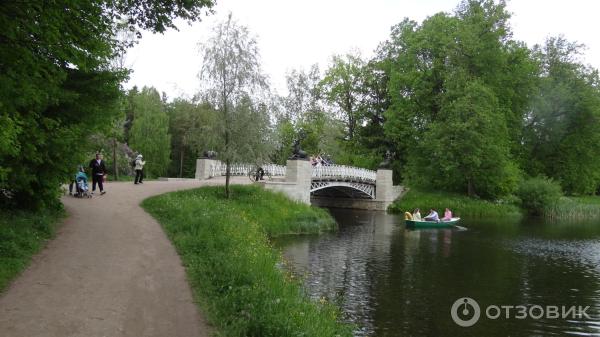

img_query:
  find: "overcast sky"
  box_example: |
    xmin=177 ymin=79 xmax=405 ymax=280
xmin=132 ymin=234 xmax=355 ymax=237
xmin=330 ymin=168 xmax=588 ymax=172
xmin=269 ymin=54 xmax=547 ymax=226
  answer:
xmin=124 ymin=0 xmax=600 ymax=99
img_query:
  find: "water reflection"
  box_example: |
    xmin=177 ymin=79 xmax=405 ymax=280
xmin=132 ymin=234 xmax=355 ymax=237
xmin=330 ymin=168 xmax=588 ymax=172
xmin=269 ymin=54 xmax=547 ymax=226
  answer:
xmin=275 ymin=209 xmax=600 ymax=337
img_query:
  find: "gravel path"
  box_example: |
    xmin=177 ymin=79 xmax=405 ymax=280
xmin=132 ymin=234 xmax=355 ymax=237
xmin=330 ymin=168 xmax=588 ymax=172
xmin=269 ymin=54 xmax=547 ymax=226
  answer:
xmin=0 ymin=177 xmax=245 ymax=337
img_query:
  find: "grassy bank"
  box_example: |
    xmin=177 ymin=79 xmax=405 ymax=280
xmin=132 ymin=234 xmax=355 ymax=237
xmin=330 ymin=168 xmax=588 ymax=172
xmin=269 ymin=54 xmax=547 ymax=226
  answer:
xmin=0 ymin=208 xmax=64 ymax=292
xmin=142 ymin=185 xmax=352 ymax=337
xmin=388 ymin=189 xmax=523 ymax=218
xmin=544 ymin=196 xmax=600 ymax=220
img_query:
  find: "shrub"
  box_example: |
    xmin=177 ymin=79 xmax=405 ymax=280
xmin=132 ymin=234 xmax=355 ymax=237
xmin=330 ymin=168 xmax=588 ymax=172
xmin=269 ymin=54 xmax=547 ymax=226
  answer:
xmin=517 ymin=176 xmax=563 ymax=215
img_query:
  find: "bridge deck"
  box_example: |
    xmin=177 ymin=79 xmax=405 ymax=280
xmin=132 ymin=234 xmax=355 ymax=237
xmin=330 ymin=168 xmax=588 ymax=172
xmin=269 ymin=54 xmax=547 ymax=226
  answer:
xmin=208 ymin=162 xmax=378 ymax=199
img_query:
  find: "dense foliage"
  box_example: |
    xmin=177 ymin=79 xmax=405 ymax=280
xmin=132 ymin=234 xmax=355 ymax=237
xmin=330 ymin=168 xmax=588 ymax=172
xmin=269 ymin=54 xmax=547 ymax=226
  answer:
xmin=166 ymin=99 xmax=216 ymax=178
xmin=0 ymin=0 xmax=215 ymax=209
xmin=142 ymin=185 xmax=351 ymax=337
xmin=523 ymin=37 xmax=600 ymax=195
xmin=128 ymin=87 xmax=172 ymax=177
xmin=382 ymin=2 xmax=535 ymax=198
xmin=306 ymin=0 xmax=600 ymax=200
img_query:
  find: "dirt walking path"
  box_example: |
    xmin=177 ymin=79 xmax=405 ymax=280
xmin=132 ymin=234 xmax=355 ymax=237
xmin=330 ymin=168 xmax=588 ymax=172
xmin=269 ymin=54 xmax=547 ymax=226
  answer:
xmin=0 ymin=177 xmax=245 ymax=337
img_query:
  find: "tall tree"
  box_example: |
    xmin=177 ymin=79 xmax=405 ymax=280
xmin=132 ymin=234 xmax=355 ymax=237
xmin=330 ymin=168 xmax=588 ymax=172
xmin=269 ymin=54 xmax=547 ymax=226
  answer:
xmin=357 ymin=59 xmax=391 ymax=154
xmin=524 ymin=37 xmax=600 ymax=194
xmin=199 ymin=14 xmax=270 ymax=198
xmin=408 ymin=79 xmax=518 ymax=198
xmin=320 ymin=53 xmax=366 ymax=141
xmin=167 ymin=98 xmax=217 ymax=178
xmin=271 ymin=65 xmax=345 ymax=164
xmin=382 ymin=0 xmax=534 ymax=197
xmin=283 ymin=64 xmax=323 ymax=123
xmin=129 ymin=87 xmax=171 ymax=178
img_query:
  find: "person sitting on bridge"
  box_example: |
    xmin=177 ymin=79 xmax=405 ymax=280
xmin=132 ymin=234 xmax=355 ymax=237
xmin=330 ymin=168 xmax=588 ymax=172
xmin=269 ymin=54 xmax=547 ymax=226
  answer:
xmin=255 ymin=167 xmax=265 ymax=181
xmin=412 ymin=208 xmax=422 ymax=221
xmin=424 ymin=209 xmax=440 ymax=222
xmin=441 ymin=208 xmax=453 ymax=221
xmin=315 ymin=155 xmax=323 ymax=167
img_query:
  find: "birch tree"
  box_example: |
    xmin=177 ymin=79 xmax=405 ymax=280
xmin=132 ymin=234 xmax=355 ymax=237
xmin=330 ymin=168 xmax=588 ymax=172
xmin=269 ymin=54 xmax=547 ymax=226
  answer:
xmin=199 ymin=14 xmax=270 ymax=198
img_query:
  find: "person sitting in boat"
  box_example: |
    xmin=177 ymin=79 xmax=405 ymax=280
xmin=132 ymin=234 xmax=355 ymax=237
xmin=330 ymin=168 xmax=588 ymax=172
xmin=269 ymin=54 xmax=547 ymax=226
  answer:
xmin=412 ymin=208 xmax=422 ymax=221
xmin=424 ymin=209 xmax=440 ymax=222
xmin=404 ymin=212 xmax=413 ymax=220
xmin=441 ymin=208 xmax=453 ymax=221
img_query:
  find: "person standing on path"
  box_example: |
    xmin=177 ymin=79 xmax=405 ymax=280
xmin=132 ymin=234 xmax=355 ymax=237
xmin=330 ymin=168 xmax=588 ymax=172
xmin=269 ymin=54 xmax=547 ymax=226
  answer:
xmin=134 ymin=154 xmax=146 ymax=184
xmin=89 ymin=153 xmax=107 ymax=194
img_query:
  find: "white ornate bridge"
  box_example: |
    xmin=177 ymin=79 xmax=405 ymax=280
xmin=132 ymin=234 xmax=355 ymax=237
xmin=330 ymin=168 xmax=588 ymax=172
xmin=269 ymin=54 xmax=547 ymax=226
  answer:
xmin=207 ymin=163 xmax=378 ymax=199
xmin=197 ymin=159 xmax=403 ymax=210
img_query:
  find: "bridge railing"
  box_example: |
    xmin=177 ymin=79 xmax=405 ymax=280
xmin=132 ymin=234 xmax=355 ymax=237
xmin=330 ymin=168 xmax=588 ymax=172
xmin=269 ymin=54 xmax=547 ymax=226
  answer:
xmin=264 ymin=164 xmax=287 ymax=177
xmin=208 ymin=162 xmax=376 ymax=183
xmin=312 ymin=165 xmax=377 ymax=183
xmin=208 ymin=163 xmax=287 ymax=178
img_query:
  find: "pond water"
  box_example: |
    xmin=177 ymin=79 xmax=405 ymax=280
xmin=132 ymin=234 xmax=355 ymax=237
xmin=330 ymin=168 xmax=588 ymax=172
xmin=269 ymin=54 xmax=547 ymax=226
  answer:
xmin=275 ymin=209 xmax=600 ymax=336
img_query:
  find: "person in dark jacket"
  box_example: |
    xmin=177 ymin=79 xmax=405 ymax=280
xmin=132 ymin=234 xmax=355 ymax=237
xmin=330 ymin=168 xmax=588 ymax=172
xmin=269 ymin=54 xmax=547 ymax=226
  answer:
xmin=89 ymin=153 xmax=107 ymax=195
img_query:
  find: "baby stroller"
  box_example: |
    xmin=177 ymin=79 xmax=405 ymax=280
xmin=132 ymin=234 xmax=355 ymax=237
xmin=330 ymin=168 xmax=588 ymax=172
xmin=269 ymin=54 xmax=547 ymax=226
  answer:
xmin=74 ymin=169 xmax=92 ymax=198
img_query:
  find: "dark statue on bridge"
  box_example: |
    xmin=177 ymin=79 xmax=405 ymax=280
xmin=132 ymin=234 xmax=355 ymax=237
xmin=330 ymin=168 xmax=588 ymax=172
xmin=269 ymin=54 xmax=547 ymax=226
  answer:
xmin=202 ymin=150 xmax=218 ymax=159
xmin=289 ymin=129 xmax=308 ymax=160
xmin=379 ymin=150 xmax=393 ymax=169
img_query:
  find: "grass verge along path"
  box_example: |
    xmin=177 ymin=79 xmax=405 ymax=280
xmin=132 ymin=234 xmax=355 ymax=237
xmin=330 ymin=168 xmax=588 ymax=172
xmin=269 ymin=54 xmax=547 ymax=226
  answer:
xmin=0 ymin=208 xmax=64 ymax=292
xmin=142 ymin=185 xmax=352 ymax=337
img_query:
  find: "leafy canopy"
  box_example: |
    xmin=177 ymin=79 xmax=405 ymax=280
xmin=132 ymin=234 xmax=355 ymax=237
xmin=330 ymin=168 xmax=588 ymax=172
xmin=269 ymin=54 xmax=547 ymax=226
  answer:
xmin=0 ymin=0 xmax=214 ymax=209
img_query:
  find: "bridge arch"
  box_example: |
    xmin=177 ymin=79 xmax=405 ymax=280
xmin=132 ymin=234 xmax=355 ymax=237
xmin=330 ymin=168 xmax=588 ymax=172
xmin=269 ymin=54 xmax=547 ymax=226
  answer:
xmin=310 ymin=181 xmax=375 ymax=199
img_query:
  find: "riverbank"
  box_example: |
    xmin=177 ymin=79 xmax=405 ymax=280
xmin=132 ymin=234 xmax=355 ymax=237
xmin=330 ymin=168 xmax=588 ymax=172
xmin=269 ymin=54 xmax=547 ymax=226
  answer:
xmin=0 ymin=208 xmax=64 ymax=292
xmin=544 ymin=196 xmax=600 ymax=220
xmin=388 ymin=189 xmax=523 ymax=218
xmin=389 ymin=189 xmax=600 ymax=220
xmin=142 ymin=185 xmax=352 ymax=337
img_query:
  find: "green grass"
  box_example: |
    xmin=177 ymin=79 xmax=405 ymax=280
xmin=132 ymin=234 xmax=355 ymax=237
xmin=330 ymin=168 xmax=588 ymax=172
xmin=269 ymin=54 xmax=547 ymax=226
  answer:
xmin=0 ymin=208 xmax=64 ymax=292
xmin=569 ymin=196 xmax=600 ymax=205
xmin=142 ymin=185 xmax=352 ymax=337
xmin=543 ymin=196 xmax=600 ymax=220
xmin=388 ymin=189 xmax=523 ymax=218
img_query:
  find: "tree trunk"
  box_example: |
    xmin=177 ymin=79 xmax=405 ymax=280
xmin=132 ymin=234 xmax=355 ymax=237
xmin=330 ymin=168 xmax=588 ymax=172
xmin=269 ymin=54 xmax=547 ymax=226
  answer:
xmin=113 ymin=138 xmax=118 ymax=180
xmin=179 ymin=147 xmax=184 ymax=178
xmin=222 ymin=71 xmax=230 ymax=198
xmin=467 ymin=178 xmax=476 ymax=197
xmin=224 ymin=121 xmax=230 ymax=198
xmin=225 ymin=159 xmax=231 ymax=199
